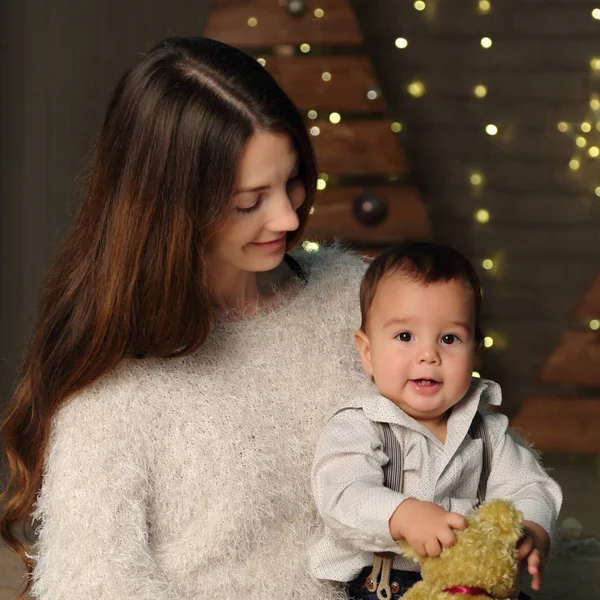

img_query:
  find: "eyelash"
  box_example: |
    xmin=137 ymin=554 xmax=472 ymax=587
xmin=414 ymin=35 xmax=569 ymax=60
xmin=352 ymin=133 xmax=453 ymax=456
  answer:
xmin=236 ymin=176 xmax=300 ymax=215
xmin=395 ymin=332 xmax=462 ymax=344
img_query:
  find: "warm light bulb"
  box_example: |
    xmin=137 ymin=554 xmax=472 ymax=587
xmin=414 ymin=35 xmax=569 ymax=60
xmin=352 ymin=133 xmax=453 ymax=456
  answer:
xmin=474 ymin=84 xmax=487 ymax=98
xmin=391 ymin=122 xmax=403 ymax=133
xmin=590 ymin=98 xmax=600 ymax=110
xmin=482 ymin=259 xmax=494 ymax=270
xmin=470 ymin=172 xmax=484 ymax=186
xmin=307 ymin=110 xmax=318 ymax=120
xmin=310 ymin=126 xmax=321 ymax=136
xmin=309 ymin=207 xmax=315 ymax=215
xmin=257 ymin=57 xmax=266 ymax=66
xmin=485 ymin=124 xmax=498 ymax=136
xmin=483 ymin=336 xmax=494 ymax=348
xmin=247 ymin=17 xmax=258 ymax=27
xmin=596 ymin=186 xmax=600 ymax=196
xmin=581 ymin=122 xmax=592 ymax=133
xmin=367 ymin=89 xmax=379 ymax=100
xmin=569 ymin=159 xmax=580 ymax=170
xmin=481 ymin=37 xmax=492 ymax=48
xmin=593 ymin=8 xmax=600 ymax=20
xmin=329 ymin=112 xmax=341 ymax=124
xmin=576 ymin=136 xmax=587 ymax=148
xmin=478 ymin=0 xmax=491 ymax=13
xmin=395 ymin=37 xmax=408 ymax=49
xmin=407 ymin=81 xmax=426 ymax=97
xmin=475 ymin=209 xmax=490 ymax=223
xmin=314 ymin=8 xmax=325 ymax=18
xmin=557 ymin=122 xmax=569 ymax=132
xmin=414 ymin=0 xmax=426 ymax=11
xmin=316 ymin=178 xmax=327 ymax=191
xmin=302 ymin=240 xmax=320 ymax=252
xmin=590 ymin=319 xmax=600 ymax=330
xmin=592 ymin=58 xmax=600 ymax=70
xmin=321 ymin=71 xmax=332 ymax=82
xmin=300 ymin=43 xmax=311 ymax=53
xmin=472 ymin=371 xmax=481 ymax=378
xmin=589 ymin=146 xmax=600 ymax=158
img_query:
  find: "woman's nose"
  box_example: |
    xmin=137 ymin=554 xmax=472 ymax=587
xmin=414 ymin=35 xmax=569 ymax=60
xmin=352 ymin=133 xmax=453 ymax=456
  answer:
xmin=269 ymin=192 xmax=300 ymax=232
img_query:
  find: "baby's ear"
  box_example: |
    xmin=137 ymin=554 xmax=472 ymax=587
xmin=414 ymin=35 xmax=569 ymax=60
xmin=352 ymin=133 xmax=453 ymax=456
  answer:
xmin=354 ymin=329 xmax=374 ymax=376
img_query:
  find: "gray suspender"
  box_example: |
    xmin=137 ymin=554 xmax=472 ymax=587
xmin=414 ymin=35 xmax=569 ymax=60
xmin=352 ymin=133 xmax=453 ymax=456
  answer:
xmin=378 ymin=410 xmax=492 ymax=503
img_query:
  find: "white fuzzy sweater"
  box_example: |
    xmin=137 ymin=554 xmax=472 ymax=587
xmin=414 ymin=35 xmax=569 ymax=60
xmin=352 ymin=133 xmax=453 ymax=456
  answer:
xmin=31 ymin=247 xmax=366 ymax=600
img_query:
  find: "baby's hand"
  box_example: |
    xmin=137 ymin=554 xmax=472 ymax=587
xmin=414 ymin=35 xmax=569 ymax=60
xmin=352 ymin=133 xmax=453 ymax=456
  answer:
xmin=517 ymin=521 xmax=550 ymax=591
xmin=389 ymin=498 xmax=467 ymax=557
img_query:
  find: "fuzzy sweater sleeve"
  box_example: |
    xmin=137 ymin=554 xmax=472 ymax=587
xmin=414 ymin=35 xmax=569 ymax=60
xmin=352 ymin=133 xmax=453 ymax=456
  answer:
xmin=31 ymin=378 xmax=184 ymax=600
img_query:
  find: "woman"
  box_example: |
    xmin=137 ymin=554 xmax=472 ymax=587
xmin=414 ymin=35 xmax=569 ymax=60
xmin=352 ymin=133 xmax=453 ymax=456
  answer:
xmin=0 ymin=37 xmax=365 ymax=599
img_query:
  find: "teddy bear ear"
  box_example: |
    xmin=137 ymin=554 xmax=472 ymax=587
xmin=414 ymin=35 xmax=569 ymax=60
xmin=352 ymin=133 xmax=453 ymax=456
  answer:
xmin=477 ymin=499 xmax=523 ymax=540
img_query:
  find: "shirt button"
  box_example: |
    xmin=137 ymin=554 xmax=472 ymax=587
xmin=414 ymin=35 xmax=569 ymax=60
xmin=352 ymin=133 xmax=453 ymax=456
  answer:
xmin=391 ymin=581 xmax=400 ymax=593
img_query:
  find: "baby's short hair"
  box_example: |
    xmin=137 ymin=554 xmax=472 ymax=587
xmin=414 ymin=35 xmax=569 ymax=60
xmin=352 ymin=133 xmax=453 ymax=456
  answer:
xmin=359 ymin=241 xmax=483 ymax=342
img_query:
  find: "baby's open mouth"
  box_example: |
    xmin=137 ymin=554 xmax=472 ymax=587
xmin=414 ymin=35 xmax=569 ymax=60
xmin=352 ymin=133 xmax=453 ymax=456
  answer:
xmin=411 ymin=379 xmax=441 ymax=387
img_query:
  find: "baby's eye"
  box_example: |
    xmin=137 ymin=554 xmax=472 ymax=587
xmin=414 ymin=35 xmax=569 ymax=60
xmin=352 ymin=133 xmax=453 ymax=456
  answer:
xmin=441 ymin=334 xmax=460 ymax=345
xmin=395 ymin=331 xmax=413 ymax=342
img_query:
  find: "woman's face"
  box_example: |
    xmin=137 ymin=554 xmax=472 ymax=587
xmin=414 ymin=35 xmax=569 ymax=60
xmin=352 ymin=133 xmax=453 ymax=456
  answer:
xmin=208 ymin=130 xmax=306 ymax=274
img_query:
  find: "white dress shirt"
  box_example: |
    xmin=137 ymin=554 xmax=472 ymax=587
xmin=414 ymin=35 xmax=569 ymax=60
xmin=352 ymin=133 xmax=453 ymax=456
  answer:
xmin=308 ymin=378 xmax=562 ymax=582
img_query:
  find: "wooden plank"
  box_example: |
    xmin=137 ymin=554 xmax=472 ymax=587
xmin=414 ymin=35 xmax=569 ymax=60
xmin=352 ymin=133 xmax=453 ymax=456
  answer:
xmin=312 ymin=120 xmax=407 ymax=175
xmin=304 ymin=186 xmax=432 ymax=243
xmin=264 ymin=55 xmax=384 ymax=112
xmin=574 ymin=271 xmax=600 ymax=318
xmin=206 ymin=0 xmax=362 ymax=46
xmin=539 ymin=330 xmax=600 ymax=387
xmin=511 ymin=396 xmax=600 ymax=453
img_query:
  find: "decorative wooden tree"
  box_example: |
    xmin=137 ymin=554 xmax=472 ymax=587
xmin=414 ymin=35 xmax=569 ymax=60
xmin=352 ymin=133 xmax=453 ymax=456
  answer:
xmin=205 ymin=0 xmax=431 ymax=252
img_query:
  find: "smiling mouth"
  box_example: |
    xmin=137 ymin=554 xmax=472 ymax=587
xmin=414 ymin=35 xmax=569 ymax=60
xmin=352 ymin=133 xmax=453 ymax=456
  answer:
xmin=411 ymin=379 xmax=441 ymax=387
xmin=252 ymin=235 xmax=285 ymax=245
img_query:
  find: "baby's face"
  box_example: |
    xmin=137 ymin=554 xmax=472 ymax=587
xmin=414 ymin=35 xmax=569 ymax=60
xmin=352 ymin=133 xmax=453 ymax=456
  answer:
xmin=355 ymin=273 xmax=476 ymax=424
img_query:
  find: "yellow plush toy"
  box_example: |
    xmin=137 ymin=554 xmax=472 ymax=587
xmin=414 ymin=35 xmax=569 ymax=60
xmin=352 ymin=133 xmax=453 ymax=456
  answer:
xmin=397 ymin=499 xmax=524 ymax=600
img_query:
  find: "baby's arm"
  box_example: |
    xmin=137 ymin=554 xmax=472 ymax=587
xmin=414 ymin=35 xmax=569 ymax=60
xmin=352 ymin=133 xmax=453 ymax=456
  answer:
xmin=484 ymin=413 xmax=563 ymax=590
xmin=312 ymin=409 xmax=466 ymax=556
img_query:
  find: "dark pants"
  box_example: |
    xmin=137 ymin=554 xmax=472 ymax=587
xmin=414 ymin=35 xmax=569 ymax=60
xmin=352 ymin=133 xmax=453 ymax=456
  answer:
xmin=345 ymin=567 xmax=532 ymax=599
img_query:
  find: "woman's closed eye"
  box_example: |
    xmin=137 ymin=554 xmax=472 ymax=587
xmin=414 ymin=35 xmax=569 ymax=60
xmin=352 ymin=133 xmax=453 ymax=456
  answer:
xmin=236 ymin=195 xmax=262 ymax=215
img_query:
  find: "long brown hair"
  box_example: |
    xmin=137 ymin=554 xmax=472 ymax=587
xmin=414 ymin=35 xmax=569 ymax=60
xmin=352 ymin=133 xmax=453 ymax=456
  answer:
xmin=0 ymin=36 xmax=316 ymax=591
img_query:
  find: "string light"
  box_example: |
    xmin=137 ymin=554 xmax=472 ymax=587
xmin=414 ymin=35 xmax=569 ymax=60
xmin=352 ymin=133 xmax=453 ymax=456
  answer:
xmin=576 ymin=136 xmax=587 ymax=148
xmin=475 ymin=209 xmax=490 ymax=223
xmin=589 ymin=146 xmax=600 ymax=158
xmin=321 ymin=72 xmax=332 ymax=82
xmin=247 ymin=17 xmax=258 ymax=27
xmin=590 ymin=97 xmax=600 ymax=110
xmin=395 ymin=37 xmax=408 ymax=49
xmin=257 ymin=57 xmax=266 ymax=66
xmin=309 ymin=207 xmax=315 ymax=215
xmin=316 ymin=178 xmax=327 ymax=190
xmin=414 ymin=0 xmax=426 ymax=11
xmin=319 ymin=173 xmax=329 ymax=182
xmin=303 ymin=240 xmax=320 ymax=252
xmin=474 ymin=84 xmax=488 ymax=98
xmin=307 ymin=110 xmax=318 ymax=120
xmin=478 ymin=0 xmax=491 ymax=13
xmin=300 ymin=43 xmax=311 ymax=53
xmin=472 ymin=371 xmax=481 ymax=378
xmin=557 ymin=122 xmax=569 ymax=132
xmin=470 ymin=172 xmax=485 ymax=186
xmin=481 ymin=37 xmax=493 ymax=49
xmin=591 ymin=58 xmax=600 ymax=71
xmin=329 ymin=112 xmax=341 ymax=124
xmin=569 ymin=159 xmax=580 ymax=170
xmin=485 ymin=124 xmax=498 ymax=136
xmin=310 ymin=126 xmax=321 ymax=136
xmin=483 ymin=336 xmax=494 ymax=348
xmin=596 ymin=186 xmax=600 ymax=196
xmin=367 ymin=89 xmax=380 ymax=100
xmin=592 ymin=8 xmax=600 ymax=20
xmin=590 ymin=319 xmax=600 ymax=330
xmin=314 ymin=8 xmax=324 ymax=18
xmin=482 ymin=258 xmax=494 ymax=270
xmin=581 ymin=122 xmax=592 ymax=133
xmin=407 ymin=81 xmax=426 ymax=97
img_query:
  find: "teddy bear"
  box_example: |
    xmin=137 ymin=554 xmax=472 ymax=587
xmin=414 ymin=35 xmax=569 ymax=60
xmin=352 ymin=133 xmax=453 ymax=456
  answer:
xmin=397 ymin=499 xmax=524 ymax=600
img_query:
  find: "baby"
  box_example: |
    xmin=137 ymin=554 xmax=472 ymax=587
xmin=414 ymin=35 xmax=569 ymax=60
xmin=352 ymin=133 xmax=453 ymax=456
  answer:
xmin=309 ymin=241 xmax=562 ymax=599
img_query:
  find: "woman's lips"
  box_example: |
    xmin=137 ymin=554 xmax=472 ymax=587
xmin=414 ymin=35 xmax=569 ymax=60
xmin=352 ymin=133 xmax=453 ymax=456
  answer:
xmin=250 ymin=235 xmax=286 ymax=249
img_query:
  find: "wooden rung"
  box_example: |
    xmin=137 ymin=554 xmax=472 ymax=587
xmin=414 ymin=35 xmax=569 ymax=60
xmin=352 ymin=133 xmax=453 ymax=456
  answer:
xmin=539 ymin=330 xmax=600 ymax=387
xmin=574 ymin=271 xmax=600 ymax=318
xmin=312 ymin=121 xmax=407 ymax=175
xmin=511 ymin=396 xmax=600 ymax=453
xmin=303 ymin=186 xmax=432 ymax=243
xmin=263 ymin=56 xmax=384 ymax=112
xmin=206 ymin=0 xmax=362 ymax=47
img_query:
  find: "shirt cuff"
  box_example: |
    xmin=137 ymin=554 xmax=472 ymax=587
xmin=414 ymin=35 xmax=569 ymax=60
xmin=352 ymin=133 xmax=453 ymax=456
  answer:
xmin=513 ymin=498 xmax=556 ymax=535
